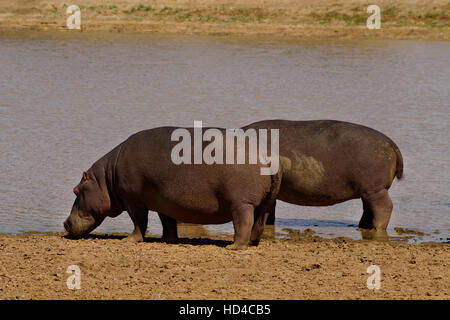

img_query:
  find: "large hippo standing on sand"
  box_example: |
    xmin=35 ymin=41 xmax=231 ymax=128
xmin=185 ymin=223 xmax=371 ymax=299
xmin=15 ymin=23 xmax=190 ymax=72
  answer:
xmin=64 ymin=126 xmax=280 ymax=250
xmin=159 ymin=120 xmax=403 ymax=240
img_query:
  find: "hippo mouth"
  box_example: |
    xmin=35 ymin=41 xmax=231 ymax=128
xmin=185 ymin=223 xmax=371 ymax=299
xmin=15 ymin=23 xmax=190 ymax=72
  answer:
xmin=64 ymin=205 xmax=102 ymax=237
xmin=64 ymin=218 xmax=100 ymax=237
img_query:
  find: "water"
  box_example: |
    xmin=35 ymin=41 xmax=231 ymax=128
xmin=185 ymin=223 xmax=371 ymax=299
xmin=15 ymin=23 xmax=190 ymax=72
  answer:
xmin=0 ymin=32 xmax=449 ymax=243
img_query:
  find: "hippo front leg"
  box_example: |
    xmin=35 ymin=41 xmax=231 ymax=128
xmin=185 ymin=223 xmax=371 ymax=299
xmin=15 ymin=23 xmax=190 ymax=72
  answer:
xmin=158 ymin=212 xmax=178 ymax=243
xmin=125 ymin=206 xmax=148 ymax=242
xmin=227 ymin=204 xmax=255 ymax=250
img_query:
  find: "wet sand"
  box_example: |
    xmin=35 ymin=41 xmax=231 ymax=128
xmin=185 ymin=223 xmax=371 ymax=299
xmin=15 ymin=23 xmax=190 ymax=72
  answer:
xmin=0 ymin=231 xmax=448 ymax=299
xmin=0 ymin=0 xmax=448 ymax=40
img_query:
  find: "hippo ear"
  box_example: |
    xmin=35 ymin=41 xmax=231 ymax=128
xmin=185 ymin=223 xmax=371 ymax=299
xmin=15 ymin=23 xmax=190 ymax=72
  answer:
xmin=82 ymin=171 xmax=89 ymax=182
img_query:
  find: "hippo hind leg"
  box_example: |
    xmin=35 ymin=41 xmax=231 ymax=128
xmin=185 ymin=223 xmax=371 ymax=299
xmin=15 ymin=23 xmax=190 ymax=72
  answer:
xmin=249 ymin=213 xmax=265 ymax=246
xmin=359 ymin=189 xmax=393 ymax=230
xmin=265 ymin=201 xmax=276 ymax=225
xmin=249 ymin=202 xmax=274 ymax=246
xmin=158 ymin=212 xmax=178 ymax=243
xmin=227 ymin=204 xmax=254 ymax=250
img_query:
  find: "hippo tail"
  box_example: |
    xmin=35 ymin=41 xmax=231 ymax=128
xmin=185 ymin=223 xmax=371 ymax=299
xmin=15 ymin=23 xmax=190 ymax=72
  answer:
xmin=393 ymin=144 xmax=404 ymax=180
xmin=264 ymin=167 xmax=282 ymax=208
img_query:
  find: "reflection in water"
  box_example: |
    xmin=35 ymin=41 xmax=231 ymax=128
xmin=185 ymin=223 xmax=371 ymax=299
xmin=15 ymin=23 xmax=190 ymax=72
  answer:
xmin=275 ymin=218 xmax=358 ymax=228
xmin=175 ymin=223 xmax=280 ymax=242
xmin=164 ymin=222 xmax=278 ymax=241
xmin=174 ymin=219 xmax=425 ymax=244
xmin=358 ymin=229 xmax=389 ymax=242
xmin=177 ymin=223 xmax=210 ymax=238
xmin=261 ymin=225 xmax=277 ymax=240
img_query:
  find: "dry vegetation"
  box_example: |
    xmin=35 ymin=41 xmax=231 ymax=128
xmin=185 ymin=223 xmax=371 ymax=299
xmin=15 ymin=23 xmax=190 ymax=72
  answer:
xmin=0 ymin=0 xmax=449 ymax=39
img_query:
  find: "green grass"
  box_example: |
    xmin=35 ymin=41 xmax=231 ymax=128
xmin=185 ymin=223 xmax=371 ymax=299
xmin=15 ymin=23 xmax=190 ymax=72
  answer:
xmin=128 ymin=4 xmax=155 ymax=12
xmin=98 ymin=4 xmax=449 ymax=29
xmin=424 ymin=12 xmax=439 ymax=19
xmin=382 ymin=7 xmax=399 ymax=17
xmin=308 ymin=11 xmax=366 ymax=25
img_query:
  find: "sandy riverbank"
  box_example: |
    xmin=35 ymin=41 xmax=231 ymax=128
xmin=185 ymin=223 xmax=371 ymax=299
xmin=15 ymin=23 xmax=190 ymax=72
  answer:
xmin=0 ymin=230 xmax=448 ymax=299
xmin=0 ymin=0 xmax=449 ymax=40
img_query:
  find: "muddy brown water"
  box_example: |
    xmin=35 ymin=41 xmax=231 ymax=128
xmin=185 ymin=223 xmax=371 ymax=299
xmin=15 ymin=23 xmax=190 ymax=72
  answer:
xmin=0 ymin=32 xmax=448 ymax=243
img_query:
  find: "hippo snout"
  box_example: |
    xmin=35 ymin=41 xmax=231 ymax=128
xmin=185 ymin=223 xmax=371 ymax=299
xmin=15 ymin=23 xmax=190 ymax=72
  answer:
xmin=63 ymin=218 xmax=77 ymax=235
xmin=64 ymin=210 xmax=101 ymax=236
xmin=63 ymin=215 xmax=84 ymax=236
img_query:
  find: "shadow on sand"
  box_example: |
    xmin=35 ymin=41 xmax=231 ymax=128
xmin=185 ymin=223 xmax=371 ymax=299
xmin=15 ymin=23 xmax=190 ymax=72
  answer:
xmin=63 ymin=233 xmax=232 ymax=247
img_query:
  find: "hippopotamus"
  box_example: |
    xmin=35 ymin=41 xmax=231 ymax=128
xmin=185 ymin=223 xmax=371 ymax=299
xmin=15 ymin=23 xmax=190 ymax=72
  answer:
xmin=249 ymin=120 xmax=403 ymax=230
xmin=158 ymin=120 xmax=403 ymax=240
xmin=63 ymin=126 xmax=280 ymax=250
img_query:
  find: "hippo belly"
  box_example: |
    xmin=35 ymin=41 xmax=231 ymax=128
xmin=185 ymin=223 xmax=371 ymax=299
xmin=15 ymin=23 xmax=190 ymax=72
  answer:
xmin=137 ymin=167 xmax=233 ymax=225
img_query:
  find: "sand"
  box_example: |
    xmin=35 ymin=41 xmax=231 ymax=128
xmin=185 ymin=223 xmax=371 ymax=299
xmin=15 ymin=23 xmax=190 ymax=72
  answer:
xmin=0 ymin=230 xmax=448 ymax=300
xmin=0 ymin=0 xmax=449 ymax=40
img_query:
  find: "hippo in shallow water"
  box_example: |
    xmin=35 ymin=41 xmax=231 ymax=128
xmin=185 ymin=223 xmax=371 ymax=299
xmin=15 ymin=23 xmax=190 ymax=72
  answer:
xmin=159 ymin=120 xmax=403 ymax=240
xmin=248 ymin=120 xmax=403 ymax=230
xmin=63 ymin=126 xmax=280 ymax=250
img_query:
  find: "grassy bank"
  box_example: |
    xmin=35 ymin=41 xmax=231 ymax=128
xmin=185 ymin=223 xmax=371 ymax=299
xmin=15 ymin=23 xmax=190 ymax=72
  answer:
xmin=0 ymin=0 xmax=449 ymax=39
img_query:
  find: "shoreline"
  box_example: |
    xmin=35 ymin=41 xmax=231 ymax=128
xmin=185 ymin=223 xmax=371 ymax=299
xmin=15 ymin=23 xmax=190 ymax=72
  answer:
xmin=8 ymin=225 xmax=450 ymax=245
xmin=0 ymin=231 xmax=448 ymax=299
xmin=0 ymin=0 xmax=448 ymax=40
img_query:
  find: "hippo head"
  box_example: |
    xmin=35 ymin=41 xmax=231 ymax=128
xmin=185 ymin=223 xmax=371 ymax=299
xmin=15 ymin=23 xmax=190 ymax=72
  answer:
xmin=64 ymin=170 xmax=115 ymax=236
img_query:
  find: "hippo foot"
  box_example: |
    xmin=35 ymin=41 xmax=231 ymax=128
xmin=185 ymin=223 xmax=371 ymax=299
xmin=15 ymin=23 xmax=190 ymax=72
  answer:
xmin=123 ymin=234 xmax=144 ymax=242
xmin=226 ymin=243 xmax=248 ymax=250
